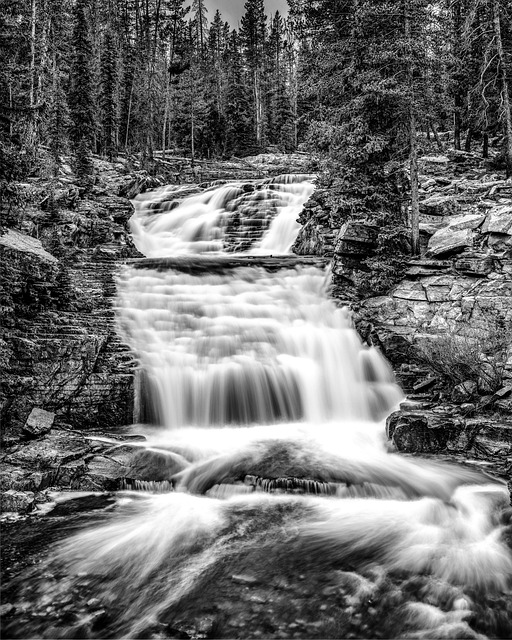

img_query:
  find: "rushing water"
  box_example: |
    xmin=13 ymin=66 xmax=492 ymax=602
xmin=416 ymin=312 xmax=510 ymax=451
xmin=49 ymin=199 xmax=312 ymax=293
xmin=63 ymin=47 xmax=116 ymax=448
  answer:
xmin=4 ymin=174 xmax=511 ymax=639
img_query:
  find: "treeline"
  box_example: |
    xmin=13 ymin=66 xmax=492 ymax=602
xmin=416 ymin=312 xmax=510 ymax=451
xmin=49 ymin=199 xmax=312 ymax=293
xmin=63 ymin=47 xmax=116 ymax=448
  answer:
xmin=0 ymin=0 xmax=298 ymax=175
xmin=0 ymin=0 xmax=511 ymax=186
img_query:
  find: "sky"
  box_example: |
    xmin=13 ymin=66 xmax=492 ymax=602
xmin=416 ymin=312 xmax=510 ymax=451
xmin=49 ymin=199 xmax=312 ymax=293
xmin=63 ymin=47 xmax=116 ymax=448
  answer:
xmin=208 ymin=0 xmax=289 ymax=28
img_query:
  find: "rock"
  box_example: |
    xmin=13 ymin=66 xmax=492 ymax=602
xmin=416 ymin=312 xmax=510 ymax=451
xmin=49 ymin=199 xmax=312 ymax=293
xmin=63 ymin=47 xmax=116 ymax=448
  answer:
xmin=392 ymin=281 xmax=427 ymax=301
xmin=0 ymin=229 xmax=58 ymax=264
xmin=3 ymin=432 xmax=91 ymax=470
xmin=494 ymin=385 xmax=512 ymax=399
xmin=445 ymin=213 xmax=486 ymax=231
xmin=451 ymin=380 xmax=477 ymax=404
xmin=386 ymin=410 xmax=464 ymax=454
xmin=335 ymin=222 xmax=378 ymax=257
xmin=481 ymin=205 xmax=512 ymax=235
xmin=420 ymin=195 xmax=460 ymax=217
xmin=23 ymin=407 xmax=55 ymax=437
xmin=0 ymin=463 xmax=52 ymax=492
xmin=427 ymin=227 xmax=473 ymax=257
xmin=454 ymin=254 xmax=494 ymax=276
xmin=0 ymin=489 xmax=35 ymax=513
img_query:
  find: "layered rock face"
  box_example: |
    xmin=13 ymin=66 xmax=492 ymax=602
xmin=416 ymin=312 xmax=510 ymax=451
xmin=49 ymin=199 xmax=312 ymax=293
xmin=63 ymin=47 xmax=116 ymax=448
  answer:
xmin=0 ymin=158 xmax=144 ymax=445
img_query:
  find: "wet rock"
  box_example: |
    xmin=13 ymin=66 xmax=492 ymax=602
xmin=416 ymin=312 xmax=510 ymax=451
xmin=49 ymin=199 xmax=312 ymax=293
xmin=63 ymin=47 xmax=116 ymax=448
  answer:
xmin=3 ymin=432 xmax=91 ymax=470
xmin=23 ymin=407 xmax=55 ymax=438
xmin=386 ymin=411 xmax=464 ymax=454
xmin=0 ymin=489 xmax=35 ymax=513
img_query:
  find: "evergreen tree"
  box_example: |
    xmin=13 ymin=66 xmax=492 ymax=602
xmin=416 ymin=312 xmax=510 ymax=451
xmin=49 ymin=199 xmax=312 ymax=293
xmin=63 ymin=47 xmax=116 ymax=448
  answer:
xmin=68 ymin=0 xmax=95 ymax=180
xmin=225 ymin=31 xmax=254 ymax=155
xmin=100 ymin=25 xmax=119 ymax=160
xmin=240 ymin=0 xmax=267 ymax=147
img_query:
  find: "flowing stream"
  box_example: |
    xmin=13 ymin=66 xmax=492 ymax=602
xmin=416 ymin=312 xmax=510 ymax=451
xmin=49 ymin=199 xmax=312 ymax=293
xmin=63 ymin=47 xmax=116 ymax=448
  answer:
xmin=4 ymin=174 xmax=511 ymax=639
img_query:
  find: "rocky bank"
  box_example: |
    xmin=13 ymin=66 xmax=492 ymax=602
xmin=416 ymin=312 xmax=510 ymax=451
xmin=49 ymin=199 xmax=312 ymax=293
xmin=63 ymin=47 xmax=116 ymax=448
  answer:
xmin=294 ymin=148 xmax=512 ymax=488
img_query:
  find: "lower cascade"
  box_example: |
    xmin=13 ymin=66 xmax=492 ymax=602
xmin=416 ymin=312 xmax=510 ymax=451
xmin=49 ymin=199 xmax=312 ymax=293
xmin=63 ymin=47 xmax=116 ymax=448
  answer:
xmin=5 ymin=175 xmax=511 ymax=639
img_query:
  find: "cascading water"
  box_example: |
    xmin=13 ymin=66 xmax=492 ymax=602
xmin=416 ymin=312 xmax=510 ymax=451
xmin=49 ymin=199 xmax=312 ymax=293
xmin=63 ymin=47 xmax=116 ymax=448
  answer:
xmin=4 ymin=174 xmax=511 ymax=640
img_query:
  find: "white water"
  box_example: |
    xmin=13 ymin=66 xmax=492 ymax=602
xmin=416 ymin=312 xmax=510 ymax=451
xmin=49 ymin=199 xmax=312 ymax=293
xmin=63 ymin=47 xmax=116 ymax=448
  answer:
xmin=130 ymin=174 xmax=316 ymax=256
xmin=30 ymin=174 xmax=512 ymax=638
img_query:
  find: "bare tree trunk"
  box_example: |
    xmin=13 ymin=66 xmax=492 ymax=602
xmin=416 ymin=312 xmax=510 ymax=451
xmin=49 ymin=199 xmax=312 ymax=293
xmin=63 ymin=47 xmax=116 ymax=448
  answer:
xmin=125 ymin=83 xmax=134 ymax=150
xmin=254 ymin=70 xmax=262 ymax=146
xmin=429 ymin=120 xmax=445 ymax=152
xmin=492 ymin=0 xmax=512 ymax=177
xmin=464 ymin=128 xmax=473 ymax=152
xmin=452 ymin=0 xmax=463 ymax=151
xmin=28 ymin=0 xmax=37 ymax=146
xmin=410 ymin=112 xmax=420 ymax=255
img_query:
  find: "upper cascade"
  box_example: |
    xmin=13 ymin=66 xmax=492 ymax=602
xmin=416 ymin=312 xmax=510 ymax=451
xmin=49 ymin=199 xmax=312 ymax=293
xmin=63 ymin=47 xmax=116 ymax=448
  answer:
xmin=130 ymin=174 xmax=316 ymax=257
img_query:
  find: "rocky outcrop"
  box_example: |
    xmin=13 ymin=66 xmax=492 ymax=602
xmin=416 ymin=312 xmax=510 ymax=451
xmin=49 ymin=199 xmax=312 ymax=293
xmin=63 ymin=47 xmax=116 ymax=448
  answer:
xmin=386 ymin=408 xmax=512 ymax=481
xmin=0 ymin=156 xmax=141 ymax=445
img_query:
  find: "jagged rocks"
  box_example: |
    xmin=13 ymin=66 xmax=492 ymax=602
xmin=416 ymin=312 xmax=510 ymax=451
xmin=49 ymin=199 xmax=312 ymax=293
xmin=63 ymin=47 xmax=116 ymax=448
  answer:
xmin=387 ymin=409 xmax=512 ymax=471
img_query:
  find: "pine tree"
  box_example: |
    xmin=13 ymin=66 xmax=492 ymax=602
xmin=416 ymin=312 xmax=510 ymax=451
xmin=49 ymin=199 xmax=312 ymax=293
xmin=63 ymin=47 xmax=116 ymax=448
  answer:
xmin=225 ymin=31 xmax=254 ymax=155
xmin=100 ymin=25 xmax=119 ymax=160
xmin=68 ymin=0 xmax=95 ymax=180
xmin=240 ymin=0 xmax=267 ymax=147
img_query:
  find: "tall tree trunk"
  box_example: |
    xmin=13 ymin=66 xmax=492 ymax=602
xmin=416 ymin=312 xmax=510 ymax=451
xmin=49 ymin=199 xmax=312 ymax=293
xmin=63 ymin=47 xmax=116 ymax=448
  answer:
xmin=254 ymin=70 xmax=262 ymax=146
xmin=492 ymin=0 xmax=512 ymax=177
xmin=28 ymin=0 xmax=37 ymax=146
xmin=410 ymin=111 xmax=420 ymax=256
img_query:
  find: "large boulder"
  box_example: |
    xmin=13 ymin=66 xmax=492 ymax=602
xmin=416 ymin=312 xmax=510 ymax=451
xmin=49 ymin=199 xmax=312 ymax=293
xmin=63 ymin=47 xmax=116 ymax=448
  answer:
xmin=427 ymin=227 xmax=473 ymax=257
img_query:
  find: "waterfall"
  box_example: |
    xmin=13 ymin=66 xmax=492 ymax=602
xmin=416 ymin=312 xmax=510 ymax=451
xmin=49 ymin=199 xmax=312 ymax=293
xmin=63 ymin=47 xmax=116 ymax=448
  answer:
xmin=8 ymin=173 xmax=511 ymax=640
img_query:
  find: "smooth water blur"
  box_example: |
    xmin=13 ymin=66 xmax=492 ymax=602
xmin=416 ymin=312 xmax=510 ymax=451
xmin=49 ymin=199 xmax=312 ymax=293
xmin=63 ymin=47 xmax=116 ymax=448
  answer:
xmin=116 ymin=265 xmax=402 ymax=428
xmin=130 ymin=174 xmax=316 ymax=256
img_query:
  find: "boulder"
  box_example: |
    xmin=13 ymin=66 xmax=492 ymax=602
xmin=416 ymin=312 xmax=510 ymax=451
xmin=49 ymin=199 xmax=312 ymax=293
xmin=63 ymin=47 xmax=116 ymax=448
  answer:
xmin=23 ymin=407 xmax=55 ymax=438
xmin=386 ymin=410 xmax=465 ymax=453
xmin=427 ymin=227 xmax=473 ymax=257
xmin=454 ymin=254 xmax=494 ymax=276
xmin=482 ymin=205 xmax=512 ymax=235
xmin=419 ymin=195 xmax=460 ymax=217
xmin=0 ymin=489 xmax=35 ymax=513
